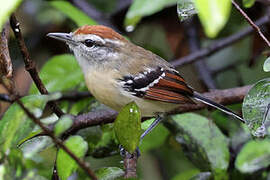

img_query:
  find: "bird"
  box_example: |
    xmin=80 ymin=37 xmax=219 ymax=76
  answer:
xmin=47 ymin=25 xmax=245 ymax=139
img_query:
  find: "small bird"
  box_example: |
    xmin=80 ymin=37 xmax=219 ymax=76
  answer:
xmin=47 ymin=25 xmax=245 ymax=138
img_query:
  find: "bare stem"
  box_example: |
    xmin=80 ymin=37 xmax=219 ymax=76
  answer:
xmin=232 ymin=0 xmax=270 ymax=47
xmin=9 ymin=14 xmax=64 ymax=117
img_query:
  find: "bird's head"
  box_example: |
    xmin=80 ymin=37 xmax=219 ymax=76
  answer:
xmin=47 ymin=25 xmax=129 ymax=70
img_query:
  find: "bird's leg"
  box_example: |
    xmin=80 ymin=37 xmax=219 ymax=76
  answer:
xmin=140 ymin=115 xmax=163 ymax=140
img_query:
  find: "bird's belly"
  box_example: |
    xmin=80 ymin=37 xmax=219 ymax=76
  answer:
xmin=84 ymin=71 xmax=178 ymax=117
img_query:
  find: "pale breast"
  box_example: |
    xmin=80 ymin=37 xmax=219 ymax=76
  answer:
xmin=84 ymin=69 xmax=179 ymax=117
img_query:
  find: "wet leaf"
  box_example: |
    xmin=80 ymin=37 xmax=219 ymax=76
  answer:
xmin=242 ymin=0 xmax=255 ymax=8
xmin=194 ymin=0 xmax=231 ymax=37
xmin=0 ymin=94 xmax=61 ymax=154
xmin=30 ymin=54 xmax=84 ymax=94
xmin=50 ymin=1 xmax=96 ymax=27
xmin=114 ymin=102 xmax=141 ymax=153
xmin=0 ymin=0 xmax=22 ymax=30
xmin=95 ymin=167 xmax=124 ymax=180
xmin=263 ymin=57 xmax=270 ymax=72
xmin=167 ymin=113 xmax=229 ymax=179
xmin=235 ymin=140 xmax=270 ymax=173
xmin=56 ymin=135 xmax=88 ymax=180
xmin=124 ymin=0 xmax=177 ymax=31
xmin=242 ymin=78 xmax=270 ymax=137
xmin=54 ymin=115 xmax=73 ymax=137
xmin=177 ymin=0 xmax=197 ymax=22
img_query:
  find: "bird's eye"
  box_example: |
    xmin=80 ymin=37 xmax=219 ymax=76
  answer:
xmin=84 ymin=39 xmax=95 ymax=47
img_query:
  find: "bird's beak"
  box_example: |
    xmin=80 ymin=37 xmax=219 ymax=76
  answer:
xmin=47 ymin=33 xmax=78 ymax=46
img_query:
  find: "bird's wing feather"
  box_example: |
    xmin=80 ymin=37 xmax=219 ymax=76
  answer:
xmin=119 ymin=67 xmax=194 ymax=104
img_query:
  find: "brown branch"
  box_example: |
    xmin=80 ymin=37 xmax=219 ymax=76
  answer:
xmin=65 ymin=85 xmax=251 ymax=135
xmin=171 ymin=15 xmax=270 ymax=67
xmin=231 ymin=0 xmax=270 ymax=47
xmin=15 ymin=99 xmax=97 ymax=180
xmin=9 ymin=14 xmax=64 ymax=117
xmin=0 ymin=22 xmax=12 ymax=78
xmin=58 ymin=91 xmax=91 ymax=101
xmin=123 ymin=151 xmax=138 ymax=178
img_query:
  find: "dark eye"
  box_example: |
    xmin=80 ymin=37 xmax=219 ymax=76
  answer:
xmin=84 ymin=39 xmax=95 ymax=47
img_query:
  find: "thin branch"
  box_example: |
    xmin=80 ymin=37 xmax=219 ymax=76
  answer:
xmin=171 ymin=15 xmax=270 ymax=67
xmin=0 ymin=22 xmax=12 ymax=78
xmin=16 ymin=99 xmax=97 ymax=180
xmin=9 ymin=14 xmax=64 ymax=117
xmin=184 ymin=18 xmax=216 ymax=89
xmin=232 ymin=0 xmax=270 ymax=47
xmin=58 ymin=91 xmax=91 ymax=101
xmin=68 ymin=0 xmax=115 ymax=28
xmin=0 ymin=94 xmax=13 ymax=102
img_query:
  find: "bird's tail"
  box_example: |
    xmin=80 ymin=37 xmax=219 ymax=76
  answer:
xmin=193 ymin=92 xmax=246 ymax=123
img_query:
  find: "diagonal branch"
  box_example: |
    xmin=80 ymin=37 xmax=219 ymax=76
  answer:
xmin=9 ymin=14 xmax=64 ymax=117
xmin=16 ymin=99 xmax=97 ymax=180
xmin=171 ymin=15 xmax=270 ymax=67
xmin=231 ymin=0 xmax=270 ymax=48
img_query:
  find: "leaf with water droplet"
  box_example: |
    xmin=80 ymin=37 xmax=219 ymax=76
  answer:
xmin=114 ymin=102 xmax=141 ymax=153
xmin=263 ymin=57 xmax=270 ymax=72
xmin=177 ymin=0 xmax=197 ymax=22
xmin=242 ymin=78 xmax=270 ymax=138
xmin=235 ymin=140 xmax=270 ymax=173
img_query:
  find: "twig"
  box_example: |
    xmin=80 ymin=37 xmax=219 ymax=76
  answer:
xmin=0 ymin=94 xmax=13 ymax=102
xmin=231 ymin=0 xmax=270 ymax=47
xmin=184 ymin=18 xmax=216 ymax=89
xmin=15 ymin=99 xmax=97 ymax=180
xmin=9 ymin=14 xmax=64 ymax=117
xmin=0 ymin=22 xmax=12 ymax=78
xmin=58 ymin=91 xmax=91 ymax=101
xmin=68 ymin=0 xmax=115 ymax=28
xmin=171 ymin=15 xmax=270 ymax=67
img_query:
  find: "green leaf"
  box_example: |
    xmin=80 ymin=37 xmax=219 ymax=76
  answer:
xmin=235 ymin=140 xmax=270 ymax=173
xmin=50 ymin=1 xmax=97 ymax=27
xmin=194 ymin=0 xmax=231 ymax=38
xmin=54 ymin=115 xmax=73 ymax=137
xmin=30 ymin=54 xmax=84 ymax=94
xmin=263 ymin=57 xmax=270 ymax=72
xmin=167 ymin=113 xmax=229 ymax=179
xmin=172 ymin=169 xmax=200 ymax=180
xmin=17 ymin=130 xmax=42 ymax=147
xmin=242 ymin=0 xmax=256 ymax=8
xmin=242 ymin=78 xmax=270 ymax=137
xmin=0 ymin=94 xmax=61 ymax=154
xmin=114 ymin=102 xmax=141 ymax=153
xmin=0 ymin=0 xmax=23 ymax=30
xmin=177 ymin=0 xmax=197 ymax=22
xmin=56 ymin=135 xmax=88 ymax=180
xmin=124 ymin=0 xmax=178 ymax=31
xmin=95 ymin=167 xmax=124 ymax=180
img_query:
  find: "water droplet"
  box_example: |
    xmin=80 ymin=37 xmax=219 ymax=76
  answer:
xmin=125 ymin=25 xmax=134 ymax=32
xmin=250 ymin=124 xmax=266 ymax=138
xmin=177 ymin=0 xmax=197 ymax=22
